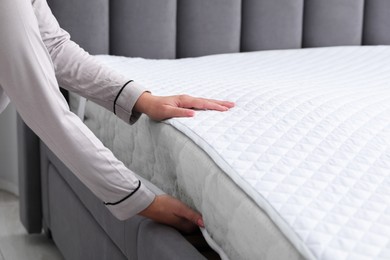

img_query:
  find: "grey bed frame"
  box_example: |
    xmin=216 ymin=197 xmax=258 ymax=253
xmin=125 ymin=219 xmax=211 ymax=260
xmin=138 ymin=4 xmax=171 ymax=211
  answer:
xmin=18 ymin=0 xmax=390 ymax=259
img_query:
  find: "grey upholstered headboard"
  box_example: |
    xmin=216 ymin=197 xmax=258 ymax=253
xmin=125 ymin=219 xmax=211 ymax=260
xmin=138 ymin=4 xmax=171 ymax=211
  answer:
xmin=46 ymin=0 xmax=390 ymax=58
xmin=19 ymin=0 xmax=390 ymax=232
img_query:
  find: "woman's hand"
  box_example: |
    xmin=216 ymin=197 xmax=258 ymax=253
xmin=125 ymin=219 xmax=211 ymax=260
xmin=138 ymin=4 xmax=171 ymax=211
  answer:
xmin=139 ymin=194 xmax=204 ymax=234
xmin=134 ymin=92 xmax=235 ymax=121
xmin=135 ymin=92 xmax=233 ymax=232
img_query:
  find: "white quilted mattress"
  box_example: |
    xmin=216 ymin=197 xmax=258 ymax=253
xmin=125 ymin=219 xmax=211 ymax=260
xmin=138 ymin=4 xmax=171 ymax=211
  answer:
xmin=72 ymin=46 xmax=390 ymax=260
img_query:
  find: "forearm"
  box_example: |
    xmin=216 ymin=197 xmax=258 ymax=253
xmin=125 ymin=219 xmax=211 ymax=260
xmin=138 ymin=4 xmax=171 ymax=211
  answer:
xmin=33 ymin=0 xmax=146 ymax=124
xmin=50 ymin=40 xmax=146 ymax=123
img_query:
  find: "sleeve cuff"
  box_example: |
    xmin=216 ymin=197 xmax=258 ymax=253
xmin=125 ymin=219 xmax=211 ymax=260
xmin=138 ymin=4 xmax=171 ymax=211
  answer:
xmin=114 ymin=81 xmax=148 ymax=125
xmin=105 ymin=181 xmax=156 ymax=221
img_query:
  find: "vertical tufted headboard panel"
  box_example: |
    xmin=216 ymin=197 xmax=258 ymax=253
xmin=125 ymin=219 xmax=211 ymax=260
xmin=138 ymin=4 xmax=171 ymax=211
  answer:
xmin=47 ymin=0 xmax=109 ymax=54
xmin=47 ymin=0 xmax=390 ymax=59
xmin=110 ymin=0 xmax=177 ymax=59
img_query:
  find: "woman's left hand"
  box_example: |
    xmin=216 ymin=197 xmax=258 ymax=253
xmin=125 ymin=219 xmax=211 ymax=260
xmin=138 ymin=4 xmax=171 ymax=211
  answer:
xmin=134 ymin=92 xmax=235 ymax=121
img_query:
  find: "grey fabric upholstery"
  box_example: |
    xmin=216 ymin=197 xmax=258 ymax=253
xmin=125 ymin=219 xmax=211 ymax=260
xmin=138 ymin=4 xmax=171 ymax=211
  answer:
xmin=137 ymin=221 xmax=204 ymax=260
xmin=48 ymin=164 xmax=126 ymax=260
xmin=41 ymin=142 xmax=131 ymax=254
xmin=241 ymin=0 xmax=304 ymax=51
xmin=17 ymin=0 xmax=390 ymax=258
xmin=177 ymin=0 xmax=241 ymax=57
xmin=17 ymin=115 xmax=42 ymax=233
xmin=363 ymin=0 xmax=390 ymax=45
xmin=47 ymin=0 xmax=109 ymax=55
xmin=110 ymin=0 xmax=177 ymax=59
xmin=303 ymin=0 xmax=365 ymax=47
xmin=46 ymin=0 xmax=390 ymax=59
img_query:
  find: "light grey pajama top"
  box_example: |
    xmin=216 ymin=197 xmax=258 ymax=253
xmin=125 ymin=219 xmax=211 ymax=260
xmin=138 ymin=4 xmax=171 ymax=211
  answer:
xmin=0 ymin=0 xmax=155 ymax=220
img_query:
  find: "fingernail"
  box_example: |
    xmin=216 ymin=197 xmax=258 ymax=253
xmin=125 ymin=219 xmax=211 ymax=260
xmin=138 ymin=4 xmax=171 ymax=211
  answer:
xmin=197 ymin=219 xmax=205 ymax=228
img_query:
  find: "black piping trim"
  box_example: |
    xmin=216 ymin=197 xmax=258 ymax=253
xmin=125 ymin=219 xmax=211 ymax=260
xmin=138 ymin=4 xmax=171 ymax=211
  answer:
xmin=104 ymin=180 xmax=141 ymax=206
xmin=113 ymin=80 xmax=133 ymax=115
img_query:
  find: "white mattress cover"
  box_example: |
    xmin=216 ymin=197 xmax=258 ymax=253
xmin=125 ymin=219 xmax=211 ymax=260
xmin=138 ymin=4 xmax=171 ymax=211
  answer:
xmin=72 ymin=99 xmax=300 ymax=259
xmin=74 ymin=46 xmax=390 ymax=259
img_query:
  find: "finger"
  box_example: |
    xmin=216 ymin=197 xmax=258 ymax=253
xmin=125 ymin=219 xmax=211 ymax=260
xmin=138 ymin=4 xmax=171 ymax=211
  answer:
xmin=158 ymin=198 xmax=200 ymax=233
xmin=204 ymin=99 xmax=235 ymax=108
xmin=180 ymin=96 xmax=233 ymax=111
xmin=172 ymin=217 xmax=199 ymax=234
xmin=182 ymin=98 xmax=228 ymax=111
xmin=203 ymin=100 xmax=230 ymax=111
xmin=164 ymin=106 xmax=195 ymax=118
xmin=174 ymin=201 xmax=204 ymax=228
xmin=176 ymin=210 xmax=204 ymax=229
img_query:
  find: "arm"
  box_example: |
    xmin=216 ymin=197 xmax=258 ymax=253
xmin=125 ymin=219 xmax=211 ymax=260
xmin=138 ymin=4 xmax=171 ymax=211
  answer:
xmin=29 ymin=0 xmax=233 ymax=230
xmin=33 ymin=0 xmax=234 ymax=124
xmin=33 ymin=0 xmax=144 ymax=124
xmin=0 ymin=0 xmax=154 ymax=220
xmin=29 ymin=0 xmax=203 ymax=230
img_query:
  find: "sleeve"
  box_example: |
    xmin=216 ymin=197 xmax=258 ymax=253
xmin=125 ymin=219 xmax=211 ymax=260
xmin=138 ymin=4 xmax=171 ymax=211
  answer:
xmin=0 ymin=0 xmax=155 ymax=220
xmin=32 ymin=0 xmax=145 ymax=124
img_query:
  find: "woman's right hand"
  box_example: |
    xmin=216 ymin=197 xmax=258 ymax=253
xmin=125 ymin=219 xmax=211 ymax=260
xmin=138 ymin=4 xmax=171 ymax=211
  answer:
xmin=139 ymin=194 xmax=204 ymax=234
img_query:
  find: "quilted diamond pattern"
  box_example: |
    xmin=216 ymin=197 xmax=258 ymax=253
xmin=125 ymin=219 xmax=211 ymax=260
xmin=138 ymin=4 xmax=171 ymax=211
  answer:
xmin=95 ymin=46 xmax=390 ymax=259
